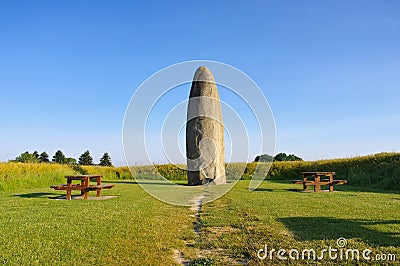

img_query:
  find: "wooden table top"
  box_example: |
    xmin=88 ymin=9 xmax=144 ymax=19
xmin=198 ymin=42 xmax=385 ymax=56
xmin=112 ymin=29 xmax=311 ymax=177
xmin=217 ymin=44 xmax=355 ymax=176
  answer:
xmin=65 ymin=175 xmax=103 ymax=180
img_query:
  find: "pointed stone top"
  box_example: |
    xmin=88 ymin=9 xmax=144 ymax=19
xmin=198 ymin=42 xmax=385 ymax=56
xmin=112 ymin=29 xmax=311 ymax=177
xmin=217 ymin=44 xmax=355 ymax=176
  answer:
xmin=193 ymin=66 xmax=215 ymax=83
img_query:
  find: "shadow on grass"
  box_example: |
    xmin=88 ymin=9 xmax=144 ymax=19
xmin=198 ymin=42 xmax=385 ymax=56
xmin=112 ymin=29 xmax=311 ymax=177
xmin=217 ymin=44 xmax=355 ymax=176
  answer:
xmin=13 ymin=192 xmax=62 ymax=199
xmin=253 ymin=187 xmax=298 ymax=192
xmin=339 ymin=185 xmax=400 ymax=195
xmin=106 ymin=180 xmax=184 ymax=185
xmin=279 ymin=216 xmax=400 ymax=247
xmin=108 ymin=180 xmax=225 ymax=186
xmin=102 ymin=180 xmax=137 ymax=184
xmin=267 ymin=179 xmax=400 ymax=195
xmin=48 ymin=179 xmax=189 ymax=186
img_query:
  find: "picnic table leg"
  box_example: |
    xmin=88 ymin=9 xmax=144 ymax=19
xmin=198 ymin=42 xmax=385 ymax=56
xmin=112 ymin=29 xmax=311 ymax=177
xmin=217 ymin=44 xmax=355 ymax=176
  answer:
xmin=303 ymin=174 xmax=307 ymax=190
xmin=66 ymin=178 xmax=72 ymax=200
xmin=96 ymin=176 xmax=102 ymax=197
xmin=66 ymin=189 xmax=72 ymax=200
xmin=329 ymin=174 xmax=334 ymax=192
xmin=83 ymin=177 xmax=89 ymax=199
xmin=80 ymin=180 xmax=85 ymax=196
xmin=314 ymin=175 xmax=320 ymax=192
xmin=82 ymin=189 xmax=88 ymax=199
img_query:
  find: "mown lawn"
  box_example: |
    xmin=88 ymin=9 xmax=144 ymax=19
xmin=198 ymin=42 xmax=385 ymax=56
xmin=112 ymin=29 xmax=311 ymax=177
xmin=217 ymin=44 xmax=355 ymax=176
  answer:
xmin=198 ymin=180 xmax=400 ymax=265
xmin=0 ymin=180 xmax=399 ymax=265
xmin=0 ymin=180 xmax=196 ymax=265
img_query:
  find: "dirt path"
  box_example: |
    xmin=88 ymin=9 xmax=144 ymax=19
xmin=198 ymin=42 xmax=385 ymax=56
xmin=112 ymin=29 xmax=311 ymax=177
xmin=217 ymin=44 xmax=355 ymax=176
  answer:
xmin=173 ymin=194 xmax=205 ymax=265
xmin=191 ymin=195 xmax=205 ymax=236
xmin=174 ymin=194 xmax=248 ymax=265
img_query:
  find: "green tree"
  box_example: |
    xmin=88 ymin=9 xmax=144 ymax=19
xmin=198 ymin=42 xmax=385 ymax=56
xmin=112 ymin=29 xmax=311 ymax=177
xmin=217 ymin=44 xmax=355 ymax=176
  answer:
xmin=254 ymin=154 xmax=274 ymax=162
xmin=32 ymin=151 xmax=39 ymax=160
xmin=286 ymin=154 xmax=303 ymax=161
xmin=14 ymin=151 xmax=38 ymax=163
xmin=79 ymin=150 xmax=93 ymax=165
xmin=64 ymin=157 xmax=77 ymax=165
xmin=274 ymin=152 xmax=288 ymax=162
xmin=273 ymin=152 xmax=303 ymax=162
xmin=52 ymin=150 xmax=66 ymax=164
xmin=39 ymin=152 xmax=49 ymax=163
xmin=99 ymin=152 xmax=113 ymax=167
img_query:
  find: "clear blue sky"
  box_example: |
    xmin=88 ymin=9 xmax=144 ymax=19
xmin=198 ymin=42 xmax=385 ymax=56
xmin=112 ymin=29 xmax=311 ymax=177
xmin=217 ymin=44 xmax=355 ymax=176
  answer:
xmin=1 ymin=0 xmax=399 ymax=166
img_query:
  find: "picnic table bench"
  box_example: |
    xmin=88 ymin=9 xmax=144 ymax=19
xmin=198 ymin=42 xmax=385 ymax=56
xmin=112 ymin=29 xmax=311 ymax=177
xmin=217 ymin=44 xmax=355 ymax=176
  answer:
xmin=51 ymin=175 xmax=115 ymax=200
xmin=291 ymin=172 xmax=347 ymax=192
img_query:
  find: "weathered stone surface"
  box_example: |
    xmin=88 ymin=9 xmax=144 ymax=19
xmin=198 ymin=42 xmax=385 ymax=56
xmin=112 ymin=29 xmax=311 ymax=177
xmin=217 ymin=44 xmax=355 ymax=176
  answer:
xmin=186 ymin=66 xmax=226 ymax=185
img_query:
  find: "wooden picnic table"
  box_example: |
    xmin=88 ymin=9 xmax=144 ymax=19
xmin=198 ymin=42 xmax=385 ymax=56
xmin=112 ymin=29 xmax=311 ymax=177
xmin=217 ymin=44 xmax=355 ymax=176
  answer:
xmin=291 ymin=172 xmax=347 ymax=192
xmin=51 ymin=175 xmax=115 ymax=200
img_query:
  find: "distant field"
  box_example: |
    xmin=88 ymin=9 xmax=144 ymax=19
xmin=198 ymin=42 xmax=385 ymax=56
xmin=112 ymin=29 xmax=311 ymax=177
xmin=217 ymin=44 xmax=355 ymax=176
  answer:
xmin=1 ymin=152 xmax=399 ymax=191
xmin=0 ymin=180 xmax=398 ymax=265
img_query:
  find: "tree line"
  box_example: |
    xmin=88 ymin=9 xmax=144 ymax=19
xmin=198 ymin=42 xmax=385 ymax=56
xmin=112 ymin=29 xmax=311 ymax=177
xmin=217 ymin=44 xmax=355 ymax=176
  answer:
xmin=254 ymin=152 xmax=303 ymax=162
xmin=11 ymin=150 xmax=113 ymax=167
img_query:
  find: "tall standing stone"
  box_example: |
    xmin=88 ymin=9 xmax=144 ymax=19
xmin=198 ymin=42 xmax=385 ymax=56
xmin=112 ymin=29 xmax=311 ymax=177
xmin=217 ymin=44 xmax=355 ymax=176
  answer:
xmin=186 ymin=66 xmax=226 ymax=185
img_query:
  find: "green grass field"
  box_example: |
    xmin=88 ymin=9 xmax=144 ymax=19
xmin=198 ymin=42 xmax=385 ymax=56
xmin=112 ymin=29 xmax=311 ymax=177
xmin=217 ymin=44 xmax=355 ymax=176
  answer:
xmin=0 ymin=181 xmax=196 ymax=265
xmin=0 ymin=180 xmax=398 ymax=265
